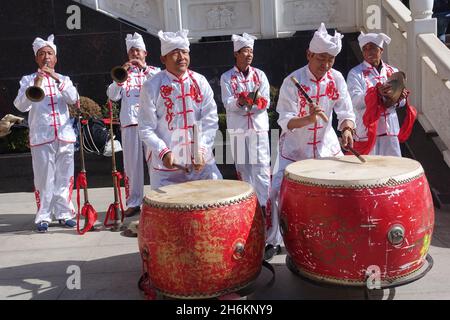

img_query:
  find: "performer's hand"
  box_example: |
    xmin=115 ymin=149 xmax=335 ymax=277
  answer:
xmin=122 ymin=61 xmax=133 ymax=71
xmin=34 ymin=70 xmax=45 ymax=85
xmin=341 ymin=129 xmax=354 ymax=149
xmin=129 ymin=59 xmax=146 ymax=69
xmin=162 ymin=152 xmax=174 ymax=169
xmin=193 ymin=153 xmax=206 ymax=172
xmin=378 ymin=83 xmax=393 ymax=97
xmin=399 ymin=88 xmax=409 ymax=101
xmin=307 ymin=103 xmax=324 ymax=123
xmin=40 ymin=65 xmax=61 ymax=83
xmin=238 ymin=95 xmax=249 ymax=108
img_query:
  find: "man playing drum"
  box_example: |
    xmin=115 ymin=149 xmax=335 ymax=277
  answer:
xmin=107 ymin=32 xmax=160 ymax=217
xmin=347 ymin=32 xmax=410 ymax=156
xmin=266 ymin=23 xmax=356 ymax=260
xmin=220 ymin=33 xmax=271 ymax=221
xmin=138 ymin=29 xmax=222 ymax=189
xmin=14 ymin=35 xmax=79 ymax=233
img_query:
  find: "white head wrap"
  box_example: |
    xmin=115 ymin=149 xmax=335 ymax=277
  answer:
xmin=158 ymin=29 xmax=190 ymax=56
xmin=32 ymin=34 xmax=57 ymax=56
xmin=308 ymin=23 xmax=343 ymax=57
xmin=126 ymin=32 xmax=147 ymax=52
xmin=358 ymin=31 xmax=391 ymax=49
xmin=232 ymin=33 xmax=257 ymax=52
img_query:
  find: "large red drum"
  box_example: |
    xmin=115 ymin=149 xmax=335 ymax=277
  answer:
xmin=138 ymin=180 xmax=265 ymax=299
xmin=279 ymin=156 xmax=434 ymax=286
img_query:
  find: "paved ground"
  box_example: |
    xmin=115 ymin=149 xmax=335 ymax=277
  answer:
xmin=1 ymin=187 xmax=449 ymax=300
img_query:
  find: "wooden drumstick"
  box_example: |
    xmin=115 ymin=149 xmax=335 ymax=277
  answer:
xmin=172 ymin=162 xmax=190 ymax=173
xmin=345 ymin=145 xmax=366 ymax=163
xmin=193 ymin=123 xmax=201 ymax=166
xmin=290 ymin=76 xmax=329 ymax=123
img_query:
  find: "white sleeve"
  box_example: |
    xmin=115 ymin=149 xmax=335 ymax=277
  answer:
xmin=107 ymin=82 xmax=123 ymax=102
xmin=199 ymin=78 xmax=219 ymax=154
xmin=220 ymin=73 xmax=242 ymax=113
xmin=334 ymin=74 xmax=356 ymax=129
xmin=138 ymin=83 xmax=170 ymax=160
xmin=57 ymin=76 xmax=78 ymax=105
xmin=13 ymin=76 xmax=33 ymax=113
xmin=276 ymin=76 xmax=299 ymax=132
xmin=347 ymin=69 xmax=366 ymax=111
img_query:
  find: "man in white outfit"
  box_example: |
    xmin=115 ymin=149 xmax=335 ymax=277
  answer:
xmin=139 ymin=29 xmax=222 ymax=189
xmin=347 ymin=32 xmax=408 ymax=156
xmin=14 ymin=35 xmax=79 ymax=233
xmin=220 ymin=33 xmax=271 ymax=217
xmin=267 ymin=23 xmax=356 ymax=260
xmin=107 ymin=32 xmax=160 ymax=217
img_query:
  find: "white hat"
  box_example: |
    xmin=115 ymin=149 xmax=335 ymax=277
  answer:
xmin=232 ymin=33 xmax=257 ymax=52
xmin=126 ymin=32 xmax=147 ymax=52
xmin=158 ymin=29 xmax=190 ymax=56
xmin=32 ymin=34 xmax=57 ymax=56
xmin=358 ymin=31 xmax=391 ymax=49
xmin=308 ymin=23 xmax=343 ymax=57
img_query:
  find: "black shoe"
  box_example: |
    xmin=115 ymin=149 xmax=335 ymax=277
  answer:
xmin=264 ymin=244 xmax=282 ymax=261
xmin=124 ymin=206 xmax=141 ymax=217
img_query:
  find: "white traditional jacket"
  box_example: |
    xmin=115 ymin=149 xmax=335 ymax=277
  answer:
xmin=277 ymin=66 xmax=356 ymax=161
xmin=107 ymin=65 xmax=160 ymax=127
xmin=139 ymin=69 xmax=219 ymax=170
xmin=14 ymin=73 xmax=78 ymax=147
xmin=220 ymin=66 xmax=270 ymax=131
xmin=347 ymin=61 xmax=405 ymax=140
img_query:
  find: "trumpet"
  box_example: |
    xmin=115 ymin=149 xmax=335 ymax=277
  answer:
xmin=26 ymin=64 xmax=48 ymax=102
xmin=110 ymin=66 xmax=129 ymax=83
xmin=26 ymin=79 xmax=45 ymax=102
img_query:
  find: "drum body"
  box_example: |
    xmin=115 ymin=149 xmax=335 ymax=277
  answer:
xmin=138 ymin=180 xmax=265 ymax=299
xmin=280 ymin=156 xmax=434 ymax=285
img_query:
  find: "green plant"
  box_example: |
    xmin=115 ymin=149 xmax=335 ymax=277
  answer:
xmin=69 ymin=96 xmax=102 ymax=118
xmin=4 ymin=128 xmax=30 ymax=153
xmin=102 ymin=100 xmax=120 ymax=120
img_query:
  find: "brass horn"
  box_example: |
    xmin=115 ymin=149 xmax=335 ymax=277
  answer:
xmin=26 ymin=76 xmax=45 ymax=102
xmin=111 ymin=66 xmax=129 ymax=83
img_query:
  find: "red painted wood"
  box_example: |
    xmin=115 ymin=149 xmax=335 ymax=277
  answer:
xmin=280 ymin=174 xmax=434 ymax=283
xmin=138 ymin=194 xmax=265 ymax=297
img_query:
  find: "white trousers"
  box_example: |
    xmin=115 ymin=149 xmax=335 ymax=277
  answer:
xmin=230 ymin=131 xmax=271 ymax=207
xmin=122 ymin=126 xmax=147 ymax=207
xmin=31 ymin=140 xmax=75 ymax=224
xmin=370 ymin=135 xmax=402 ymax=157
xmin=266 ymin=156 xmax=292 ymax=246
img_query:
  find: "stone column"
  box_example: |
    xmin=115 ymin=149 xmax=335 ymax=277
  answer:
xmin=260 ymin=0 xmax=278 ymax=38
xmin=407 ymin=0 xmax=436 ymax=107
xmin=164 ymin=0 xmax=182 ymax=32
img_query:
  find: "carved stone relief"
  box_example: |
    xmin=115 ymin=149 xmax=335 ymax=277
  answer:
xmin=206 ymin=5 xmax=235 ymax=29
xmin=99 ymin=0 xmax=162 ymax=29
xmin=184 ymin=1 xmax=256 ymax=33
xmin=284 ymin=0 xmax=338 ymax=26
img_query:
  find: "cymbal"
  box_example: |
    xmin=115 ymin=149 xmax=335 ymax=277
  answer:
xmin=385 ymin=71 xmax=406 ymax=106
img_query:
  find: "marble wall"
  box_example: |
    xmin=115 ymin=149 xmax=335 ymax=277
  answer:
xmin=0 ymin=0 xmax=361 ymax=119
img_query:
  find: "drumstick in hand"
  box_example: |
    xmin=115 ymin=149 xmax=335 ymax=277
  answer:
xmin=345 ymin=145 xmax=366 ymax=163
xmin=290 ymin=76 xmax=329 ymax=123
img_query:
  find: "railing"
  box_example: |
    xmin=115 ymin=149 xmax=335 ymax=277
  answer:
xmin=371 ymin=0 xmax=450 ymax=167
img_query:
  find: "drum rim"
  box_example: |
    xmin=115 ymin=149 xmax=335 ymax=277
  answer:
xmin=284 ymin=156 xmax=425 ymax=188
xmin=144 ymin=180 xmax=256 ymax=211
xmin=152 ymin=271 xmax=261 ymax=299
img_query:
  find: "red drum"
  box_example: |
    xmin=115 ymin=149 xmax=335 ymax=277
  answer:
xmin=138 ymin=180 xmax=265 ymax=299
xmin=279 ymin=156 xmax=434 ymax=286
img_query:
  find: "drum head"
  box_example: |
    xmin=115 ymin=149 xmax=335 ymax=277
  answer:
xmin=144 ymin=180 xmax=254 ymax=209
xmin=285 ymin=156 xmax=424 ymax=188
